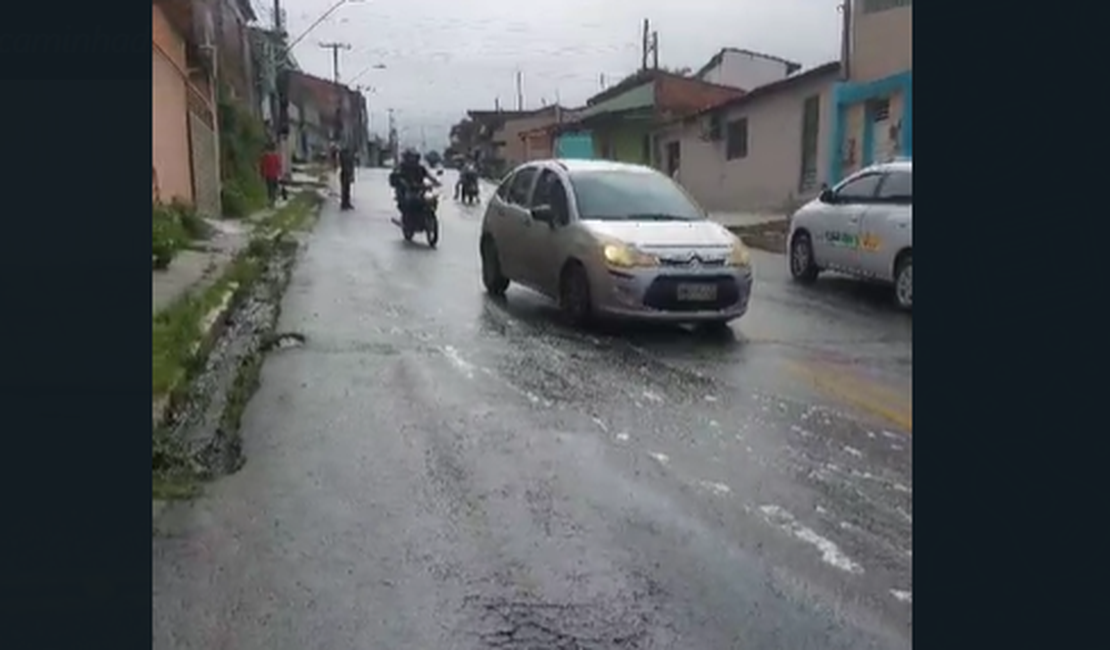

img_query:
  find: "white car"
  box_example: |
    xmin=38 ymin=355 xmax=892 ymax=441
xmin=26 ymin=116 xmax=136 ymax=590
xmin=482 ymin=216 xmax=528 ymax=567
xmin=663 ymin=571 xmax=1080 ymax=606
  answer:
xmin=479 ymin=159 xmax=754 ymax=328
xmin=787 ymin=159 xmax=912 ymax=310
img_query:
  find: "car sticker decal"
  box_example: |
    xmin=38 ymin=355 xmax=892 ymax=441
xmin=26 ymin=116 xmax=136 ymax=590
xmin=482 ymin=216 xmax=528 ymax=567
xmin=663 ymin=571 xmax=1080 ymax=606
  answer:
xmin=861 ymin=233 xmax=881 ymax=251
xmin=825 ymin=231 xmax=859 ymax=248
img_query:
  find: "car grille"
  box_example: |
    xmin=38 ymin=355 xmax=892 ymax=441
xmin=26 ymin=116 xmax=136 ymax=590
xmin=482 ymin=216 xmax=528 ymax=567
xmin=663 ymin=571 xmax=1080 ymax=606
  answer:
xmin=643 ymin=275 xmax=741 ymax=312
xmin=658 ymin=257 xmax=726 ymax=267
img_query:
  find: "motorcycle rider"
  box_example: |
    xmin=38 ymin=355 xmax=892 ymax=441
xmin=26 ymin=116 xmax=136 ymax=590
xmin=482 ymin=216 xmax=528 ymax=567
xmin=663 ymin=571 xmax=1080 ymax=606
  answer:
xmin=455 ymin=158 xmax=479 ymax=200
xmin=389 ymin=148 xmax=441 ymax=221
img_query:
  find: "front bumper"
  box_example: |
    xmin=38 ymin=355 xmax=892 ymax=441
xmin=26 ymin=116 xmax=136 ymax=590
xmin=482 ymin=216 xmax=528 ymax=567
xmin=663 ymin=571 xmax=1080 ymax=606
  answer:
xmin=592 ymin=265 xmax=754 ymax=323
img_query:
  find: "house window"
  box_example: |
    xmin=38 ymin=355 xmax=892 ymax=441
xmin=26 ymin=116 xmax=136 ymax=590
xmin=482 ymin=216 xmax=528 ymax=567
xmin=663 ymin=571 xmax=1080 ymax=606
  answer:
xmin=868 ymin=98 xmax=890 ymax=122
xmin=707 ymin=114 xmax=722 ymax=141
xmin=726 ymin=118 xmax=748 ymax=160
xmin=861 ymin=0 xmax=911 ymax=14
xmin=599 ymin=138 xmax=613 ymax=160
xmin=665 ymin=141 xmax=681 ymax=177
xmin=798 ymin=95 xmax=821 ymax=193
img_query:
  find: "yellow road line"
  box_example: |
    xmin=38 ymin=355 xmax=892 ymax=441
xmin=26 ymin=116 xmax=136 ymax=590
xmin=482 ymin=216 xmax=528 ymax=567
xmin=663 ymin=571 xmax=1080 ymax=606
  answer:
xmin=785 ymin=360 xmax=912 ymax=433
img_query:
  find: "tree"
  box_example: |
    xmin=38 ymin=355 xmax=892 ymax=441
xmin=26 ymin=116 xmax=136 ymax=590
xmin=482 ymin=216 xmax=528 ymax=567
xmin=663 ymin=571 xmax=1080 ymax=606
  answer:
xmin=424 ymin=150 xmax=442 ymax=167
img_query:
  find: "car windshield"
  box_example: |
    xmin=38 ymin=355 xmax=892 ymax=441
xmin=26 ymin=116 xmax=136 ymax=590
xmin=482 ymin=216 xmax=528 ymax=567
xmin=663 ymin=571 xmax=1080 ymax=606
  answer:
xmin=569 ymin=170 xmax=705 ymax=221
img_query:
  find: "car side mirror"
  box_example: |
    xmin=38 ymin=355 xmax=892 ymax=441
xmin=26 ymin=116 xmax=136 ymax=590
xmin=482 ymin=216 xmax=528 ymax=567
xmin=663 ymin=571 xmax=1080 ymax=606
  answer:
xmin=531 ymin=204 xmax=556 ymax=226
xmin=819 ymin=187 xmax=836 ymax=203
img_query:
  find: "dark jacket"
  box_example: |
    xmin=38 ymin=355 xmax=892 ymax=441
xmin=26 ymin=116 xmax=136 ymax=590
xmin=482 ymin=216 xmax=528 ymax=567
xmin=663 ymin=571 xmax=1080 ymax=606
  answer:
xmin=389 ymin=162 xmax=433 ymax=191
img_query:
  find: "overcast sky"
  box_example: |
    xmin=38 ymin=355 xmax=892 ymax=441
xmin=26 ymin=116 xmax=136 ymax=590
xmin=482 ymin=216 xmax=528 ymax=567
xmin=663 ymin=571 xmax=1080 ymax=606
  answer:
xmin=252 ymin=0 xmax=842 ymax=150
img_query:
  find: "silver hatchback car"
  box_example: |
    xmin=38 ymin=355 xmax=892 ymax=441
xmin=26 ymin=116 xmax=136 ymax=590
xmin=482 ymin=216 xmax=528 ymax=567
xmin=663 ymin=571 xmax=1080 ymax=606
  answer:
xmin=479 ymin=159 xmax=754 ymax=327
xmin=788 ymin=159 xmax=912 ymax=310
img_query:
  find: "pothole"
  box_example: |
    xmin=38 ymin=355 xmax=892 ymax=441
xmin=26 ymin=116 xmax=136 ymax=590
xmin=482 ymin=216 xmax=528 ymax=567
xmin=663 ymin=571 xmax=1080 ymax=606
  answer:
xmin=465 ymin=597 xmax=650 ymax=649
xmin=261 ymin=332 xmax=306 ymax=352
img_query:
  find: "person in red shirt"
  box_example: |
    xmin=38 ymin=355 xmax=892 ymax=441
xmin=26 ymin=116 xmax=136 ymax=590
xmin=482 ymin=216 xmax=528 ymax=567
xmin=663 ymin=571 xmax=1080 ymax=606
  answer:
xmin=260 ymin=144 xmax=283 ymax=207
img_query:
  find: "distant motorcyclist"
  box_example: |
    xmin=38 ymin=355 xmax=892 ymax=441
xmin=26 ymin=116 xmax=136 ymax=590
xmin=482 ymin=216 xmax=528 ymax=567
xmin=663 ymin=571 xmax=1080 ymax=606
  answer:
xmin=455 ymin=160 xmax=478 ymax=200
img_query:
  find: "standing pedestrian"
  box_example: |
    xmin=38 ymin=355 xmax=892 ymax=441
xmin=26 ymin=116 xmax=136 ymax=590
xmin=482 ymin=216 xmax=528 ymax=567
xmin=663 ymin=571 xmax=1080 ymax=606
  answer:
xmin=260 ymin=143 xmax=282 ymax=207
xmin=339 ymin=147 xmax=355 ymax=210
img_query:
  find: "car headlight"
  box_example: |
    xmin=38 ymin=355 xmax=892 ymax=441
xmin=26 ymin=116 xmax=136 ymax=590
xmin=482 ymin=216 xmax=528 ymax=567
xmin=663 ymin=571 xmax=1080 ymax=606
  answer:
xmin=602 ymin=242 xmax=658 ymax=268
xmin=728 ymin=238 xmax=751 ymax=267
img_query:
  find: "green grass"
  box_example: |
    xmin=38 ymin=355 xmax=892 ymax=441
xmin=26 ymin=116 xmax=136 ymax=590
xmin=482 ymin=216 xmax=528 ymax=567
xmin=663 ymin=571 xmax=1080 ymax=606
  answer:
xmin=152 ymin=250 xmax=263 ymax=398
xmin=152 ymin=190 xmax=323 ymax=398
xmin=153 ymin=200 xmax=214 ymax=269
xmin=260 ymin=189 xmax=324 ymax=233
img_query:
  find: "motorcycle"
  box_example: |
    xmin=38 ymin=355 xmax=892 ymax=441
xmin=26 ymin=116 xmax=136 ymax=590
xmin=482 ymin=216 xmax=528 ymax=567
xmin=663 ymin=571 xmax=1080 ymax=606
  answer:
xmin=459 ymin=172 xmax=480 ymax=205
xmin=391 ymin=178 xmax=440 ymax=248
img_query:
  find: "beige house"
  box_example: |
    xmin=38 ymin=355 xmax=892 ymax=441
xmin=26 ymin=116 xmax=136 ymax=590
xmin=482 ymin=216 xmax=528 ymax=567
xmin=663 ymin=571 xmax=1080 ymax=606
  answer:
xmin=652 ymin=62 xmax=840 ymax=214
xmin=829 ymin=0 xmax=912 ymax=182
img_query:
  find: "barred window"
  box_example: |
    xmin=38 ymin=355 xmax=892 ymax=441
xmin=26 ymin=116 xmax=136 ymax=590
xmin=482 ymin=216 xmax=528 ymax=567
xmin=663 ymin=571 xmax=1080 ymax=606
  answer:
xmin=726 ymin=118 xmax=748 ymax=160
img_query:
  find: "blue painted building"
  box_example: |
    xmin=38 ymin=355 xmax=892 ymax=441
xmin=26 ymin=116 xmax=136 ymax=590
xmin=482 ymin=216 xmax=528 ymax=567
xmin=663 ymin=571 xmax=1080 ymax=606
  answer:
xmin=555 ymin=132 xmax=594 ymax=159
xmin=827 ymin=0 xmax=913 ymax=183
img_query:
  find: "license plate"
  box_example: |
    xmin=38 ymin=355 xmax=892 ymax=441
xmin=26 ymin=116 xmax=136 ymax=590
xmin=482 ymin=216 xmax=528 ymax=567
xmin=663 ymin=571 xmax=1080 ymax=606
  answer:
xmin=676 ymin=283 xmax=717 ymax=301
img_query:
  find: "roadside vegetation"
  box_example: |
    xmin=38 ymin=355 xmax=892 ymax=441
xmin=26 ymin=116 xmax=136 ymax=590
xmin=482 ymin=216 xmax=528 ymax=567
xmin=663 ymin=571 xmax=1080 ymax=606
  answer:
xmin=258 ymin=188 xmax=324 ymax=234
xmin=152 ymin=199 xmax=214 ymax=269
xmin=217 ymin=88 xmax=268 ymax=218
xmin=152 ymin=189 xmax=323 ymax=500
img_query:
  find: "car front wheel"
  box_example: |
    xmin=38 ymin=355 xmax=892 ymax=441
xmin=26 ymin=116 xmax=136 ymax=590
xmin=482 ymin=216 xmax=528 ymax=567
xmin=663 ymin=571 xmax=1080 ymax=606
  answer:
xmin=790 ymin=232 xmax=820 ymax=283
xmin=481 ymin=238 xmax=510 ymax=296
xmin=559 ymin=262 xmax=593 ymax=327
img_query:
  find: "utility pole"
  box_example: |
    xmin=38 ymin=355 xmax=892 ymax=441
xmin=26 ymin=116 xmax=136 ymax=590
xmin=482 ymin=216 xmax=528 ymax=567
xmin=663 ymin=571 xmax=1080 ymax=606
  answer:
xmin=516 ymin=70 xmax=523 ymax=111
xmin=387 ymin=108 xmax=398 ymax=161
xmin=319 ymin=41 xmax=352 ymax=83
xmin=641 ymin=19 xmax=649 ymax=70
xmin=839 ymin=2 xmax=852 ymax=80
xmin=272 ymin=0 xmax=291 ymax=175
xmin=652 ymin=31 xmax=659 ymax=69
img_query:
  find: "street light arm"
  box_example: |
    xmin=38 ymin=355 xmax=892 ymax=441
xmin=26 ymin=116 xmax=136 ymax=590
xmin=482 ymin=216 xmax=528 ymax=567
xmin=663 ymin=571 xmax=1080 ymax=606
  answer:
xmin=285 ymin=0 xmax=350 ymax=52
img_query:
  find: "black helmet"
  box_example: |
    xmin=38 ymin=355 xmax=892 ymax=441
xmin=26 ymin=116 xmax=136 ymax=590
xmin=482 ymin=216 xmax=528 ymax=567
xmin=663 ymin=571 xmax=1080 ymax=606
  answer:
xmin=402 ymin=148 xmax=420 ymax=164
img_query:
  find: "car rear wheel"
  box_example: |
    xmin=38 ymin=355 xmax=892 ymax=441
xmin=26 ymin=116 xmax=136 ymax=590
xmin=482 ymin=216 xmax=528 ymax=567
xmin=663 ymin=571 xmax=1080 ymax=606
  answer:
xmin=559 ymin=262 xmax=593 ymax=327
xmin=790 ymin=232 xmax=820 ymax=283
xmin=481 ymin=238 xmax=510 ymax=296
xmin=894 ymin=253 xmax=912 ymax=310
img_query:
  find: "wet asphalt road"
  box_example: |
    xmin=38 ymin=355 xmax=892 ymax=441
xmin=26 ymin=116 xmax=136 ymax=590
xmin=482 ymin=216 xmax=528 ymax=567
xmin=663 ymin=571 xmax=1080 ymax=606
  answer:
xmin=153 ymin=170 xmax=913 ymax=649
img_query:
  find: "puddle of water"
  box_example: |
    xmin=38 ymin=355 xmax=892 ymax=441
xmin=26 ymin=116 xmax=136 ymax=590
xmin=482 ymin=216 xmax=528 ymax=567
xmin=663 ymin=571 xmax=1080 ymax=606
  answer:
xmin=759 ymin=505 xmax=863 ymax=574
xmin=699 ymin=480 xmax=731 ymax=496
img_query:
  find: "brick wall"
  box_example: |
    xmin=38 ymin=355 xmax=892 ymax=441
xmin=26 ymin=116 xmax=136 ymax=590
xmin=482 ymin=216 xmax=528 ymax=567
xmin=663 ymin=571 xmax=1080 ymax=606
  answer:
xmin=655 ymin=76 xmax=745 ymax=119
